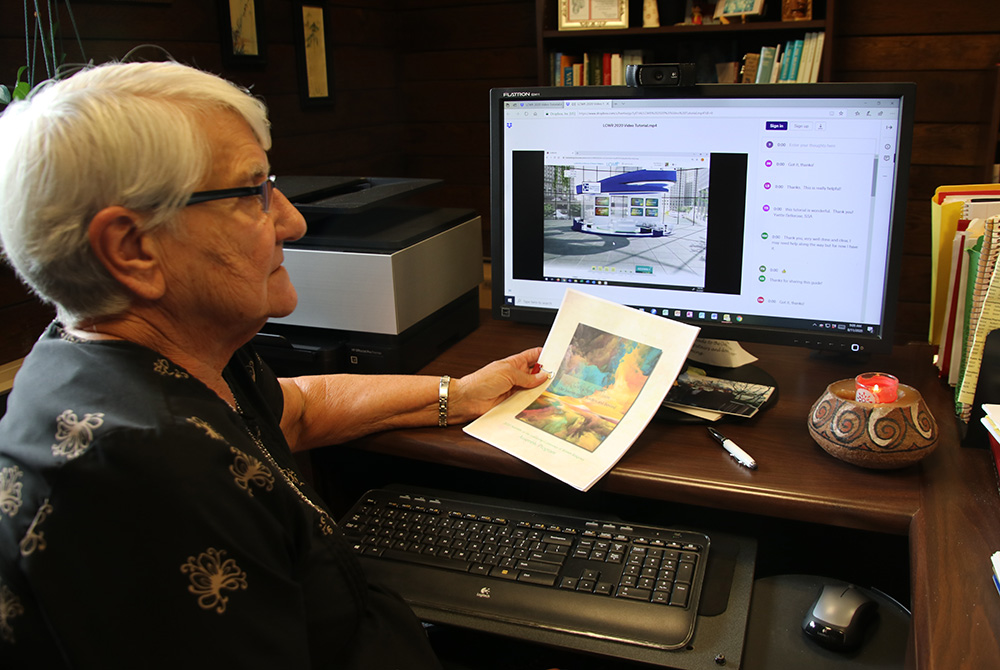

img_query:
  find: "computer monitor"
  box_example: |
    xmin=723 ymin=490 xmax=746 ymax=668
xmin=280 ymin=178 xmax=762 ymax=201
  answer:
xmin=489 ymin=82 xmax=915 ymax=355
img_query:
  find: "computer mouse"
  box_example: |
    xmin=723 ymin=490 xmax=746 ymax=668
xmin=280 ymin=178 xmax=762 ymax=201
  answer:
xmin=801 ymin=583 xmax=879 ymax=651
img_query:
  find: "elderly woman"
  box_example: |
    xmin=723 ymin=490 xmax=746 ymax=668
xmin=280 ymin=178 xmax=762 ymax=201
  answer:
xmin=0 ymin=61 xmax=546 ymax=668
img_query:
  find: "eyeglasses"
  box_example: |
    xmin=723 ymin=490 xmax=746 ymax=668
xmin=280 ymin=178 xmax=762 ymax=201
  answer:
xmin=185 ymin=175 xmax=276 ymax=214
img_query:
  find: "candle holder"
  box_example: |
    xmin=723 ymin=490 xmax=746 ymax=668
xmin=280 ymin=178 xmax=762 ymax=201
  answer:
xmin=807 ymin=379 xmax=938 ymax=469
xmin=855 ymin=372 xmax=899 ymax=403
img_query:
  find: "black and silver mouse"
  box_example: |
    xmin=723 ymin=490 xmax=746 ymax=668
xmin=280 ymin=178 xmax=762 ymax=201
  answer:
xmin=802 ymin=583 xmax=879 ymax=651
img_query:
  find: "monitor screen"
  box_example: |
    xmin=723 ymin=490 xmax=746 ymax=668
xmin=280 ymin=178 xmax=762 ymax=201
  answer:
xmin=489 ymin=82 xmax=915 ymax=354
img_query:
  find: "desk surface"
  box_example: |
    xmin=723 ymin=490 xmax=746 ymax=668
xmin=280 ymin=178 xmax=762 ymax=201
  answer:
xmin=346 ymin=314 xmax=1000 ymax=668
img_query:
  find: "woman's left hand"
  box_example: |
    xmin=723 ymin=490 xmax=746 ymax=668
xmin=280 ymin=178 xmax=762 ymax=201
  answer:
xmin=448 ymin=347 xmax=548 ymax=423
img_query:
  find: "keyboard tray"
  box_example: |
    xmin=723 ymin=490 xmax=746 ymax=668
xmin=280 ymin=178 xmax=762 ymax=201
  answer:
xmin=341 ymin=488 xmax=711 ymax=652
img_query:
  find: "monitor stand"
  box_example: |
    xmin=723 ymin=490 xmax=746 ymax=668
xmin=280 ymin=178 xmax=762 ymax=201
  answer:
xmin=657 ymin=358 xmax=780 ymax=424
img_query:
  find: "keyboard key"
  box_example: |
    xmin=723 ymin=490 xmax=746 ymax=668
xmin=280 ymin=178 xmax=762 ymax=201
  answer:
xmin=594 ymin=582 xmax=614 ymax=596
xmin=516 ymin=559 xmax=561 ymax=575
xmin=559 ymin=576 xmax=578 ymax=590
xmin=670 ymin=582 xmax=690 ymax=607
xmin=616 ymin=586 xmax=652 ymax=602
xmin=518 ymin=571 xmax=557 ymax=586
xmin=491 ymin=566 xmax=519 ymax=580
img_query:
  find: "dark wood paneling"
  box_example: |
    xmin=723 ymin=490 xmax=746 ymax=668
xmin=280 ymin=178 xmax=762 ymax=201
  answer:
xmin=832 ymin=0 xmax=1000 ymax=345
xmin=835 ymin=34 xmax=1000 ymax=72
xmin=0 ymin=0 xmax=408 ymax=364
xmin=836 ymin=0 xmax=1000 ymax=36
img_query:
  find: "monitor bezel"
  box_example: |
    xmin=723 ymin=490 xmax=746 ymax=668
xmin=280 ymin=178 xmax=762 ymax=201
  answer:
xmin=489 ymin=82 xmax=916 ymax=354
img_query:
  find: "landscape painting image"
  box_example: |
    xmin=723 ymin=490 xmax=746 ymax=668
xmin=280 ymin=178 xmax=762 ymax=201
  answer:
xmin=516 ymin=323 xmax=662 ymax=452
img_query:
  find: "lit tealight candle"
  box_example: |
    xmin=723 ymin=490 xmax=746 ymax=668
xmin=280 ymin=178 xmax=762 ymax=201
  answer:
xmin=855 ymin=372 xmax=899 ymax=403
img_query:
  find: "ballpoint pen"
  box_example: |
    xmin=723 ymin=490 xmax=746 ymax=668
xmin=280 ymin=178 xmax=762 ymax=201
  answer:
xmin=707 ymin=426 xmax=758 ymax=470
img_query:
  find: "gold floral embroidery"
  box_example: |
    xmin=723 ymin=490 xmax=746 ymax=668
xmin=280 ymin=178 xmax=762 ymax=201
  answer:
xmin=318 ymin=515 xmax=334 ymax=536
xmin=245 ymin=358 xmax=256 ymax=382
xmin=51 ymin=410 xmax=104 ymax=460
xmin=0 ymin=582 xmax=24 ymax=643
xmin=180 ymin=548 xmax=247 ymax=614
xmin=19 ymin=499 xmax=53 ymax=557
xmin=229 ymin=446 xmax=274 ymax=497
xmin=153 ymin=359 xmax=190 ymax=379
xmin=280 ymin=466 xmax=302 ymax=487
xmin=186 ymin=416 xmax=225 ymax=442
xmin=0 ymin=466 xmax=23 ymax=518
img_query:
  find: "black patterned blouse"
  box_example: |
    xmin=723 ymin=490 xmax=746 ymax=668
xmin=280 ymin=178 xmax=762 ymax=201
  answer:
xmin=0 ymin=322 xmax=441 ymax=669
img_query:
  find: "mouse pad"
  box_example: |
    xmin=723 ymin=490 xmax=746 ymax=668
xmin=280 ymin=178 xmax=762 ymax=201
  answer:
xmin=697 ymin=534 xmax=739 ymax=617
xmin=741 ymin=574 xmax=909 ymax=669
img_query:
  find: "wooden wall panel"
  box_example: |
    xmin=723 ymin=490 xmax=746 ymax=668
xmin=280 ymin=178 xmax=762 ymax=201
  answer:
xmin=393 ymin=1 xmax=537 ymax=255
xmin=0 ymin=0 xmax=406 ymax=364
xmin=834 ymin=0 xmax=1000 ymax=345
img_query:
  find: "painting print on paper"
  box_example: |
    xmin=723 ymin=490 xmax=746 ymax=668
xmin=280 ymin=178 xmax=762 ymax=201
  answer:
xmin=516 ymin=323 xmax=662 ymax=452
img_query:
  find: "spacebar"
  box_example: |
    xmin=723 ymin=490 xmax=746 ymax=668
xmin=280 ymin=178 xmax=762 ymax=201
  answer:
xmin=376 ymin=548 xmax=471 ymax=573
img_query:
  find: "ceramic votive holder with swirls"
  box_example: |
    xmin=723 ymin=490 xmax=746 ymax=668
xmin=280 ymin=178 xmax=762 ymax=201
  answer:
xmin=807 ymin=378 xmax=938 ymax=469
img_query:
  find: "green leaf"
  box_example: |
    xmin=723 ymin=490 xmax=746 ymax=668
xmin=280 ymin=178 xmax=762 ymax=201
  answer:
xmin=12 ymin=81 xmax=30 ymax=100
xmin=0 ymin=85 xmax=10 ymax=105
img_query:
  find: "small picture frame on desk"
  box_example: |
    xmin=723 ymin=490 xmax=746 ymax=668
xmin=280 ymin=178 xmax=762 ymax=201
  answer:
xmin=714 ymin=0 xmax=765 ymax=19
xmin=294 ymin=2 xmax=335 ymax=108
xmin=219 ymin=0 xmax=266 ymax=66
xmin=558 ymin=0 xmax=629 ymax=31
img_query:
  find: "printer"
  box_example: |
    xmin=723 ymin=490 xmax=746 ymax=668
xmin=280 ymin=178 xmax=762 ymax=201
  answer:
xmin=255 ymin=176 xmax=483 ymax=375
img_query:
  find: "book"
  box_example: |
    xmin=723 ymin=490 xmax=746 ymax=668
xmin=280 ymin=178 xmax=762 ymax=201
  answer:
xmin=756 ymin=45 xmax=778 ymax=84
xmin=741 ymin=52 xmax=760 ymax=83
xmin=808 ymin=31 xmax=825 ymax=82
xmin=715 ymin=61 xmax=740 ymax=84
xmin=769 ymin=44 xmax=783 ymax=83
xmin=797 ymin=32 xmax=817 ymax=83
xmin=777 ymin=40 xmax=794 ymax=82
xmin=784 ymin=39 xmax=804 ymax=82
xmin=610 ymin=53 xmax=624 ymax=85
xmin=463 ymin=289 xmax=699 ymax=492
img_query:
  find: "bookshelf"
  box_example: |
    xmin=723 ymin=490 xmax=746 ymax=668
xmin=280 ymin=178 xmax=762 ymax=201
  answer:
xmin=535 ymin=0 xmax=835 ymax=85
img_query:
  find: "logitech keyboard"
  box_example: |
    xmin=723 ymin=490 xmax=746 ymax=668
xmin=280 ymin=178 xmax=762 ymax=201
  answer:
xmin=340 ymin=488 xmax=711 ymax=653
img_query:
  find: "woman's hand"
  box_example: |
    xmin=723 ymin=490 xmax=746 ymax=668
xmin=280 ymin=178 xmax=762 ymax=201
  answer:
xmin=448 ymin=347 xmax=549 ymax=423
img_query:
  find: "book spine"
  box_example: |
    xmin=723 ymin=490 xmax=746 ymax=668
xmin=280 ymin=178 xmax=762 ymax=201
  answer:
xmin=778 ymin=41 xmax=793 ymax=82
xmin=787 ymin=39 xmax=804 ymax=82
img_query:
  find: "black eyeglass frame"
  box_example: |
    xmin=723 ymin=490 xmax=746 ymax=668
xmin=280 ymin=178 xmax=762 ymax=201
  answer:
xmin=185 ymin=175 xmax=276 ymax=213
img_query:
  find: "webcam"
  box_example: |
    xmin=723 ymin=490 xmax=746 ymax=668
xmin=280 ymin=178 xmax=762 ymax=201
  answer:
xmin=625 ymin=63 xmax=696 ymax=87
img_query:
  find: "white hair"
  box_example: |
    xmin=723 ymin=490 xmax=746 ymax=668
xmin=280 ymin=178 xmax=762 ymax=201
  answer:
xmin=0 ymin=61 xmax=271 ymax=326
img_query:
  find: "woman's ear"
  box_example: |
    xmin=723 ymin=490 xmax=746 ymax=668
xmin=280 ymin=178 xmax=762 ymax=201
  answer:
xmin=87 ymin=207 xmax=166 ymax=300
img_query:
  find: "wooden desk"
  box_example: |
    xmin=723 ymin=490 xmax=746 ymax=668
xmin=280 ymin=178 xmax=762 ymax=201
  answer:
xmin=344 ymin=315 xmax=1000 ymax=668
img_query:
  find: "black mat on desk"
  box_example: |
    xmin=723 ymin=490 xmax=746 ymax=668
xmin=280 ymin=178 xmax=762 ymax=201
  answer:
xmin=742 ymin=574 xmax=909 ymax=669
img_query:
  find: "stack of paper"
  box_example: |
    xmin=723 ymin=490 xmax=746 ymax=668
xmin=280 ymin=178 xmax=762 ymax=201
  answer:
xmin=464 ymin=289 xmax=699 ymax=491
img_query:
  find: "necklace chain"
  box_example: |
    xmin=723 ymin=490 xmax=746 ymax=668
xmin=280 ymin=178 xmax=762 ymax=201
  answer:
xmin=232 ymin=398 xmax=336 ymax=535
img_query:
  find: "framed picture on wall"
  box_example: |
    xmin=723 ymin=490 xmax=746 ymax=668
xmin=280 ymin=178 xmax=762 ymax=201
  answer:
xmin=294 ymin=2 xmax=335 ymax=107
xmin=219 ymin=0 xmax=266 ymax=65
xmin=714 ymin=0 xmax=765 ymax=18
xmin=558 ymin=0 xmax=629 ymax=31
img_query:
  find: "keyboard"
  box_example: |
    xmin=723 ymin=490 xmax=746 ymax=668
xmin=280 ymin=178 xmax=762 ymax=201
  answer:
xmin=341 ymin=488 xmax=711 ymax=653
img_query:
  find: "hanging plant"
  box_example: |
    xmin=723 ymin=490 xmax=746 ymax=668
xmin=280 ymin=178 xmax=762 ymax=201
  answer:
xmin=2 ymin=0 xmax=87 ymax=109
